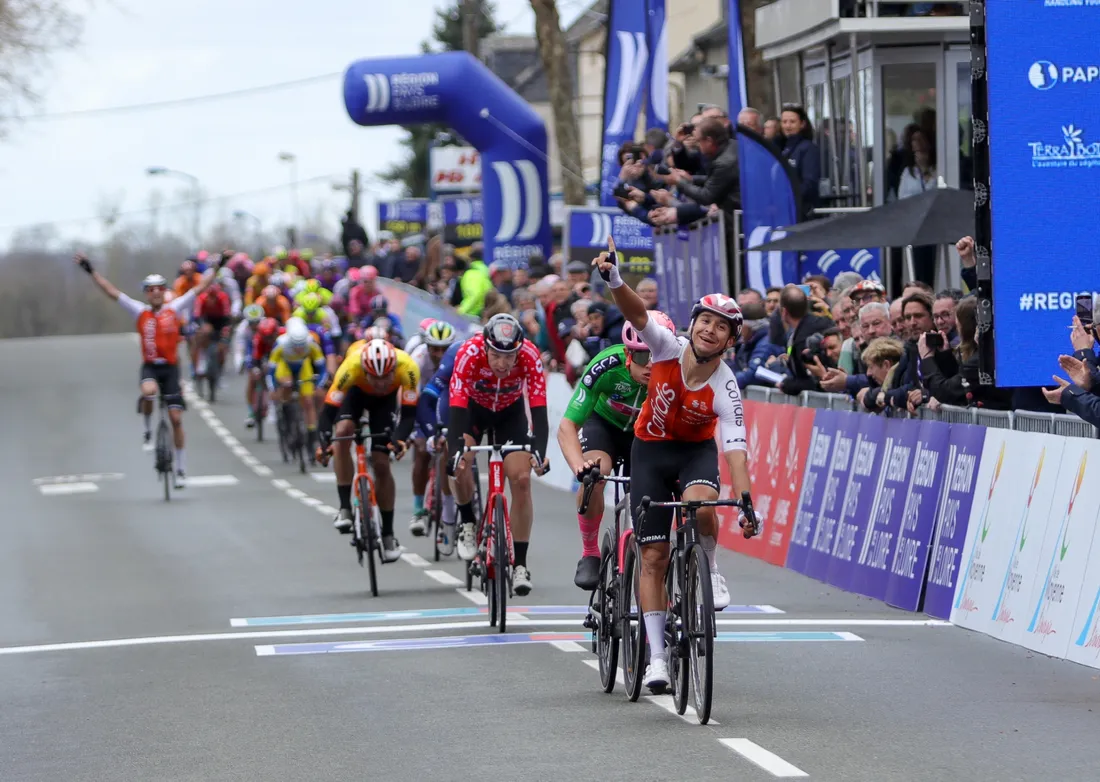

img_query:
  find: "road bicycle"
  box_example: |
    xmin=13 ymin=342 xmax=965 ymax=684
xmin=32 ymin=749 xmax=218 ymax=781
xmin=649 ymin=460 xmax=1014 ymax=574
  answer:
xmin=329 ymin=426 xmax=394 ymax=597
xmin=456 ymin=442 xmax=538 ymax=633
xmin=275 ymin=379 xmax=312 ymax=474
xmin=197 ymin=324 xmax=230 ymax=402
xmin=578 ymin=460 xmax=633 ymax=695
xmin=252 ymin=369 xmax=268 ymax=443
xmin=632 ymin=490 xmax=757 ymax=725
xmin=151 ymin=394 xmax=174 ymax=502
xmin=424 ymin=428 xmax=449 ymax=562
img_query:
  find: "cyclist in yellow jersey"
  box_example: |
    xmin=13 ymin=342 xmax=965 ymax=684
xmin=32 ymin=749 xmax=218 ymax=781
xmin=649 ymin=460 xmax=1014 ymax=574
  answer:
xmin=268 ymin=317 xmax=328 ymax=455
xmin=318 ymin=339 xmax=420 ymax=560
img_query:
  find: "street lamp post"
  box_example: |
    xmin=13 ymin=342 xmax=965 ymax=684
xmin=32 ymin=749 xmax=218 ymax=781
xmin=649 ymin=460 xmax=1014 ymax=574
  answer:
xmin=233 ymin=210 xmax=263 ymax=258
xmin=278 ymin=152 xmax=298 ymax=248
xmin=146 ymin=166 xmax=201 ymax=248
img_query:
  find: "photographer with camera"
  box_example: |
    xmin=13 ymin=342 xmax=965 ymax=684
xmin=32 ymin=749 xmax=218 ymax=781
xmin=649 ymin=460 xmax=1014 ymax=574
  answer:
xmin=918 ymin=296 xmax=1011 ymax=410
xmin=612 ymin=141 xmax=662 ymax=225
xmin=774 ymin=285 xmax=833 ymax=396
xmin=657 ymin=118 xmax=741 ymax=218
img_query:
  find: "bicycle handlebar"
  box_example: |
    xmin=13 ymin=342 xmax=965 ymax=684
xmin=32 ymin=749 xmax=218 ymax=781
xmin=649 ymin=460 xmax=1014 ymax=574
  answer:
xmin=640 ymin=491 xmax=754 ymax=512
xmin=578 ymin=464 xmax=631 ymax=514
xmin=329 ymin=427 xmax=393 ymax=443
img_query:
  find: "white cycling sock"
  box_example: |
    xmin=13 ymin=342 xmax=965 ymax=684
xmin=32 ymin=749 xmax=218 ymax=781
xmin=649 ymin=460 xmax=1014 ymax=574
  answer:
xmin=175 ymin=448 xmax=186 ymax=474
xmin=700 ymin=534 xmax=718 ymax=573
xmin=442 ymin=494 xmax=457 ymax=527
xmin=143 ymin=412 xmax=152 ymax=435
xmin=644 ymin=611 xmax=666 ymax=662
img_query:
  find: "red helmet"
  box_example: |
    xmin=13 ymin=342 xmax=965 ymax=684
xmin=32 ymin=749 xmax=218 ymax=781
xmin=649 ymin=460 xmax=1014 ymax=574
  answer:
xmin=346 ymin=267 xmax=361 ymax=283
xmin=690 ymin=294 xmax=743 ymax=337
xmin=361 ymin=339 xmax=397 ymax=377
xmin=258 ymin=317 xmax=279 ymax=338
xmin=361 ymin=266 xmax=379 ymax=281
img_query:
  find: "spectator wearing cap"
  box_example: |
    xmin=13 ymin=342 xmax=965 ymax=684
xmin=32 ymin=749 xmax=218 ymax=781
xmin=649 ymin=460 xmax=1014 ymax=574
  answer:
xmin=489 ymin=262 xmax=514 ymax=302
xmin=579 ymin=300 xmax=626 ymax=360
xmin=731 ymin=301 xmax=784 ymax=389
xmin=636 ymin=278 xmax=660 ymax=310
xmin=565 ymin=260 xmax=591 ymax=287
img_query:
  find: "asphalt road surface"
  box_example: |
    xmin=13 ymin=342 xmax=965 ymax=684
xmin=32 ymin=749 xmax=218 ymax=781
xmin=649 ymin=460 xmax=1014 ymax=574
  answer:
xmin=3 ymin=333 xmax=1099 ymax=781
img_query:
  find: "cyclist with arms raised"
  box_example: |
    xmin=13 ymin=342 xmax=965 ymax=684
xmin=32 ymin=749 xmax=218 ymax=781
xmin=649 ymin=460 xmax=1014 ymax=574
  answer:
xmin=74 ymin=251 xmax=226 ymax=488
xmin=558 ymin=312 xmax=675 ymax=590
xmin=447 ymin=314 xmax=550 ymax=596
xmin=594 ymin=239 xmax=757 ymax=692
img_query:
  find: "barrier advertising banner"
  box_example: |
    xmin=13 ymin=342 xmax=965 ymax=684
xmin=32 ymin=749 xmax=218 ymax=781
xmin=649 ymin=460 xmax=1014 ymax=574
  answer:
xmin=378 ymin=199 xmax=432 ymax=239
xmin=885 ymin=420 xmax=952 ymax=612
xmin=1068 ymin=474 xmax=1100 ymax=668
xmin=923 ymin=423 xmax=987 ymax=619
xmin=952 ymin=430 xmax=1065 ymax=646
xmin=653 ymin=214 xmax=728 ymax=328
xmin=563 ymin=207 xmax=653 ymax=274
xmin=1023 ymin=439 xmax=1100 ymax=661
xmin=787 ymin=410 xmax=857 ymax=577
xmin=845 ymin=418 xmax=922 ymax=603
xmin=824 ymin=414 xmax=888 ymax=592
xmin=717 ymin=401 xmax=814 ymax=566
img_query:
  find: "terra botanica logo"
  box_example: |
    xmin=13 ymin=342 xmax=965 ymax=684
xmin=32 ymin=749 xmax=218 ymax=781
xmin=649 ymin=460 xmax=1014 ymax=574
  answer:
xmin=1029 ymin=125 xmax=1100 ymax=168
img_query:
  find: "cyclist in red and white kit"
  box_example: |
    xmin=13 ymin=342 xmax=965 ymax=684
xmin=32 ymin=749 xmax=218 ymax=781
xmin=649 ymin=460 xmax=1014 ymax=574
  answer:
xmin=595 ymin=239 xmax=757 ymax=692
xmin=447 ymin=313 xmax=551 ymax=596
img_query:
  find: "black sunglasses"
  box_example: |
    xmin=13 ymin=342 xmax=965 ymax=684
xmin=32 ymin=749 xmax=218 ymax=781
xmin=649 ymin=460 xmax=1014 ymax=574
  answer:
xmin=629 ymin=349 xmax=651 ymax=367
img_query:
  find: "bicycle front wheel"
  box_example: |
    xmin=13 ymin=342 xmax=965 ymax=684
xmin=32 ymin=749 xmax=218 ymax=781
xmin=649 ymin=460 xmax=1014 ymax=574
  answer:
xmin=621 ymin=536 xmax=646 ymax=702
xmin=493 ymin=496 xmax=509 ymax=633
xmin=597 ymin=532 xmax=619 ymax=693
xmin=156 ymin=420 xmax=173 ymax=502
xmin=668 ymin=550 xmax=689 ymax=715
xmin=685 ymin=544 xmax=715 ymax=724
xmin=359 ymin=476 xmax=379 ymax=598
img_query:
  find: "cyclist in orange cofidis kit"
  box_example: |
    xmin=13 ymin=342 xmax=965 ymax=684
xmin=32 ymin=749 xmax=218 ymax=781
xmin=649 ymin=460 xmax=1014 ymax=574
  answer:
xmin=594 ymin=236 xmax=758 ymax=692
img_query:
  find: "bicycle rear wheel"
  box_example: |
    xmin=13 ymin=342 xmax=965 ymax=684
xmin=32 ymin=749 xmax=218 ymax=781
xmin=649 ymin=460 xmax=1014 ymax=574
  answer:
xmin=358 ymin=476 xmax=379 ymax=597
xmin=206 ymin=343 xmax=219 ymax=403
xmin=429 ymin=467 xmax=443 ymax=561
xmin=685 ymin=544 xmax=715 ymax=724
xmin=621 ymin=537 xmax=646 ymax=702
xmin=156 ymin=419 xmax=173 ymax=502
xmin=255 ymin=387 xmax=265 ymax=442
xmin=596 ymin=532 xmax=619 ymax=693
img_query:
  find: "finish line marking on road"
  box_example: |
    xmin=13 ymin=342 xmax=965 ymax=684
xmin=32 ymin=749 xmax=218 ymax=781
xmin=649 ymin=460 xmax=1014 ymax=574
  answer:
xmin=185 ymin=475 xmax=240 ymax=488
xmin=229 ymin=604 xmax=782 ymax=628
xmin=254 ymin=630 xmax=862 ymax=657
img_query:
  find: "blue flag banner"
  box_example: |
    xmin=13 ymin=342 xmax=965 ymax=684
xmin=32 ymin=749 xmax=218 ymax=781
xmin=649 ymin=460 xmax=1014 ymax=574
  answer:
xmin=726 ymin=0 xmax=748 ymax=116
xmin=738 ymin=126 xmax=802 ymax=292
xmin=344 ymin=51 xmax=551 ymax=267
xmin=599 ymin=0 xmax=649 ymax=207
xmin=644 ymin=0 xmax=668 ymax=132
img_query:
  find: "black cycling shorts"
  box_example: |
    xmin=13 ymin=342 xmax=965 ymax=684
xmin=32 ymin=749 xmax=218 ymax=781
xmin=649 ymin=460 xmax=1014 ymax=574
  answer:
xmin=200 ymin=315 xmax=231 ymax=334
xmin=140 ymin=363 xmax=185 ymax=409
xmin=464 ymin=400 xmax=530 ymax=447
xmin=578 ymin=413 xmax=634 ymax=476
xmin=630 ymin=437 xmax=720 ymax=546
xmin=337 ymin=386 xmax=398 ymax=453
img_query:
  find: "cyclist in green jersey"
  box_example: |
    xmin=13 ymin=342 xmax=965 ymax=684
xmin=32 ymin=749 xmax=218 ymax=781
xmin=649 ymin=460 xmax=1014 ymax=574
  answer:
xmin=558 ymin=311 xmax=676 ymax=589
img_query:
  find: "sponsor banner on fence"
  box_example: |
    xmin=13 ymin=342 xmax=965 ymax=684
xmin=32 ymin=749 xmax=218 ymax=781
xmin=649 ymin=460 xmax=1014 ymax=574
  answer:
xmin=653 ymin=214 xmax=728 ymax=329
xmin=378 ymin=199 xmax=432 ymax=239
xmin=923 ymin=423 xmax=987 ymax=619
xmin=717 ymin=401 xmax=814 ymax=566
xmin=823 ymin=414 xmax=888 ymax=592
xmin=845 ymin=417 xmax=921 ymax=603
xmin=375 ymin=278 xmax=480 ymax=339
xmin=951 ymin=430 xmax=1066 ymax=647
xmin=441 ymin=196 xmax=484 ymax=258
xmin=539 ymin=372 xmax=582 ymax=493
xmin=786 ymin=410 xmax=855 ymax=576
xmin=1025 ymin=439 xmax=1100 ymax=662
xmin=563 ymin=207 xmax=654 ymax=274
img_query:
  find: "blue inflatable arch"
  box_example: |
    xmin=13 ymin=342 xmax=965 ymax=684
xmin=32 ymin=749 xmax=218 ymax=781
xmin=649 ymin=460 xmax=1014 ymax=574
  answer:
xmin=344 ymin=51 xmax=552 ymax=267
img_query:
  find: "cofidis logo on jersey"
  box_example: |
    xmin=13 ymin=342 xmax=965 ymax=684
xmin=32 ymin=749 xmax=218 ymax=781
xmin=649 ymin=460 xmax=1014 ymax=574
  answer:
xmin=1029 ymin=124 xmax=1100 ymax=167
xmin=1028 ymin=61 xmax=1100 ymax=90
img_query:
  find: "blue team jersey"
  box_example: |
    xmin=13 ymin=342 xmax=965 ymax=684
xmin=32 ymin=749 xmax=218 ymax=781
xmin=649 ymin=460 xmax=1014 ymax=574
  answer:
xmin=306 ymin=322 xmax=335 ymax=356
xmin=415 ymin=340 xmax=464 ymax=436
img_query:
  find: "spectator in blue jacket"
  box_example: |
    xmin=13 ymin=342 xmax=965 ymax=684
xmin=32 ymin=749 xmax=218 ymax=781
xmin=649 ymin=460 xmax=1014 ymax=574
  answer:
xmin=780 ymin=104 xmax=822 ymax=218
xmin=731 ymin=302 xmax=784 ymax=388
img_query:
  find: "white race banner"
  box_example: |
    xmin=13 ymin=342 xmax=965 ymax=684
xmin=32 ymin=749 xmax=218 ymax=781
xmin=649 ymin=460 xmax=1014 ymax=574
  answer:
xmin=951 ymin=429 xmax=1066 ymax=645
xmin=430 ymin=146 xmax=481 ymax=193
xmin=1021 ymin=438 xmax=1100 ymax=660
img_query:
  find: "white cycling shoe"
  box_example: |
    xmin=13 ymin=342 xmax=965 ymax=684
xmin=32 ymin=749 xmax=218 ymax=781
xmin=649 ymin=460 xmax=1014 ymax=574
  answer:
xmin=437 ymin=522 xmax=456 ymax=556
xmin=711 ymin=571 xmax=731 ymax=611
xmin=457 ymin=522 xmax=478 ymax=561
xmin=408 ymin=511 xmax=429 ymax=537
xmin=643 ymin=657 xmax=670 ymax=691
xmin=174 ymin=472 xmax=187 ymax=490
xmin=512 ymin=565 xmax=532 ymax=596
xmin=381 ymin=536 xmax=404 ymax=563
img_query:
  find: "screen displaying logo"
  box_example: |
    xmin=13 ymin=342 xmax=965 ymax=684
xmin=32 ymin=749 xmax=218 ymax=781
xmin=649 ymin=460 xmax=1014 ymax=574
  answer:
xmin=987 ymin=3 xmax=1100 ymax=386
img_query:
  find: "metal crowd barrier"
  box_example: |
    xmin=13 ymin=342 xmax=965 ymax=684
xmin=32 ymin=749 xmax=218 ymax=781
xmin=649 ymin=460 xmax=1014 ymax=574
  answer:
xmin=742 ymin=386 xmax=1100 ymax=440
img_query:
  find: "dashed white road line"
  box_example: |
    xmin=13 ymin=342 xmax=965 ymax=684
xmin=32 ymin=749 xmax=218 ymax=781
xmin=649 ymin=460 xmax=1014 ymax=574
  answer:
xmin=549 ymin=640 xmax=587 ymax=652
xmin=181 ymin=379 xmax=469 ymax=592
xmin=38 ymin=482 xmax=99 ymax=496
xmin=718 ymin=739 xmax=809 ymax=778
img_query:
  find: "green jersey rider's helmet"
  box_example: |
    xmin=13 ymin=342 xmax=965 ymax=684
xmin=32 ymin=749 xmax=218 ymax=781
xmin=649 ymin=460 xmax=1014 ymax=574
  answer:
xmin=297 ymin=292 xmax=322 ymax=321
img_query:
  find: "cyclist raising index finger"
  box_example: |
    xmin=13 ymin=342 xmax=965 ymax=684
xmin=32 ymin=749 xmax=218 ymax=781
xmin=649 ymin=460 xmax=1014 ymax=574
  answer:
xmin=595 ymin=236 xmax=757 ymax=692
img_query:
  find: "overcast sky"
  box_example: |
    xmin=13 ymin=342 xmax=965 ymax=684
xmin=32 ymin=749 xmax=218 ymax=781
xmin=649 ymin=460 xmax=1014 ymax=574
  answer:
xmin=0 ymin=0 xmax=590 ymax=251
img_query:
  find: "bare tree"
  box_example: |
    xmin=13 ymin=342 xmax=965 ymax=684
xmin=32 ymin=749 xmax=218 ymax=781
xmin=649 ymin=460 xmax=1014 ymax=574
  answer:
xmin=529 ymin=0 xmax=585 ymax=206
xmin=1 ymin=0 xmax=86 ymax=133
